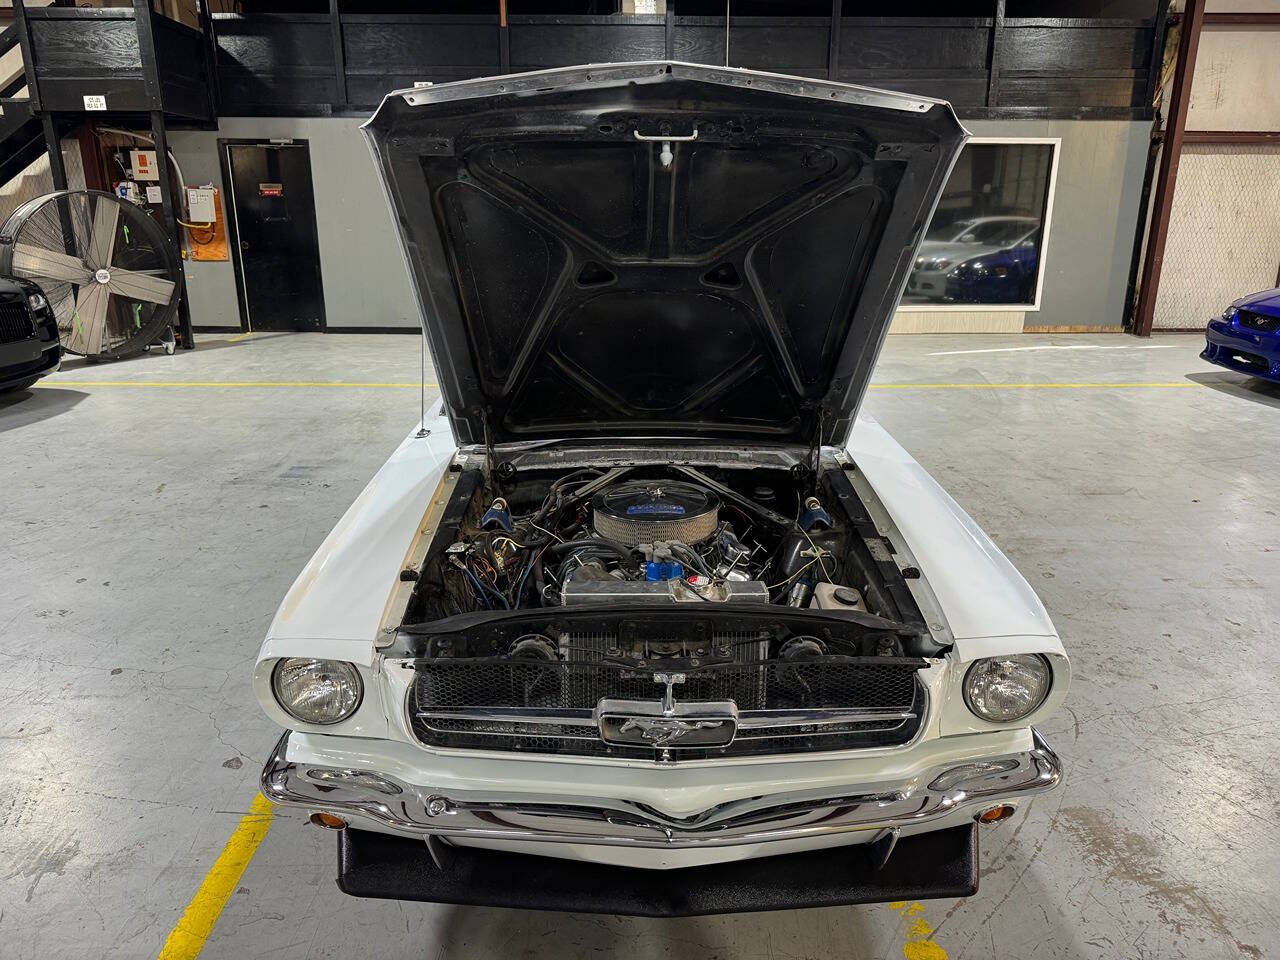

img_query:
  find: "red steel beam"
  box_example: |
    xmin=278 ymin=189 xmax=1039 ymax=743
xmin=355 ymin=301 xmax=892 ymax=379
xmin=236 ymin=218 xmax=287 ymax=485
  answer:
xmin=1168 ymin=11 xmax=1280 ymax=24
xmin=1182 ymin=130 xmax=1280 ymax=144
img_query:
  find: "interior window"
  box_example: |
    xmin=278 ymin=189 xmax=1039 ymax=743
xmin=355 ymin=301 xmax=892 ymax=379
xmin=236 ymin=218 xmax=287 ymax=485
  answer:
xmin=905 ymin=142 xmax=1056 ymax=308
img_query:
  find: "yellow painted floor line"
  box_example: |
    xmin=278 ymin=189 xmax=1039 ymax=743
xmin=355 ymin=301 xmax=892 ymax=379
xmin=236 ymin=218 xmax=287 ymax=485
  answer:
xmin=37 ymin=380 xmax=435 ymax=389
xmin=156 ymin=794 xmax=274 ymax=960
xmin=33 ymin=380 xmax=1196 ymax=391
xmin=870 ymin=381 xmax=1199 ymax=389
xmin=227 ymin=331 xmax=255 ymax=343
xmin=890 ymin=900 xmax=949 ymax=960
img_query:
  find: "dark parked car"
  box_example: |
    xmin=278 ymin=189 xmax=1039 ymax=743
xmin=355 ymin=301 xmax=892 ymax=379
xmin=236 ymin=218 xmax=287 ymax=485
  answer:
xmin=0 ymin=276 xmax=60 ymax=393
xmin=1202 ymin=288 xmax=1280 ymax=384
xmin=944 ymin=231 xmax=1040 ymax=304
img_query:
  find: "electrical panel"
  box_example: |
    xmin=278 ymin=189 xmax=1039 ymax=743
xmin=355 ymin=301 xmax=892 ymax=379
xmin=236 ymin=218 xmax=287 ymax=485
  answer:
xmin=130 ymin=149 xmax=159 ymax=181
xmin=186 ymin=186 xmax=217 ymax=224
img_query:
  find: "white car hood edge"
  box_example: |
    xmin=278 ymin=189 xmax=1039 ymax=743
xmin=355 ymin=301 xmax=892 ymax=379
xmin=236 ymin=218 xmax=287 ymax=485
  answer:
xmin=847 ymin=414 xmax=1062 ymax=659
xmin=258 ymin=400 xmax=457 ymax=666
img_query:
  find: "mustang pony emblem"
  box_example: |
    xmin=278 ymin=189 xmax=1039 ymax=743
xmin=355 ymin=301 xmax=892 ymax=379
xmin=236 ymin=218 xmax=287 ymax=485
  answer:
xmin=617 ymin=716 xmax=727 ymax=746
xmin=595 ymin=674 xmax=738 ymax=749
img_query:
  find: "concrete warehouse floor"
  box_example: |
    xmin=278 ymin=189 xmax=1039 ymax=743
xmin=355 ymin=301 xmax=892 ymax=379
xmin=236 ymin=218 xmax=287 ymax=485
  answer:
xmin=2 ymin=331 xmax=1277 ymax=960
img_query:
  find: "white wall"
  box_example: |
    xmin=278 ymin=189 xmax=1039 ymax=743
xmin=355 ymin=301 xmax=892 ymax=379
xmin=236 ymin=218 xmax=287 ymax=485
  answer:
xmin=171 ymin=116 xmax=1148 ymax=335
xmin=167 ymin=117 xmax=419 ymax=330
xmin=894 ymin=119 xmax=1150 ymax=332
xmin=1187 ymin=26 xmax=1280 ymax=132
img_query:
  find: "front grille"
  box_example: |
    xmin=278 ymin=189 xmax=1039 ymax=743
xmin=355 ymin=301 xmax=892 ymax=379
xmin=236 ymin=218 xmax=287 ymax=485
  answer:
xmin=0 ymin=300 xmax=33 ymax=344
xmin=1229 ymin=349 xmax=1270 ymax=372
xmin=409 ymin=657 xmax=925 ymax=759
xmin=1238 ymin=309 xmax=1280 ymax=334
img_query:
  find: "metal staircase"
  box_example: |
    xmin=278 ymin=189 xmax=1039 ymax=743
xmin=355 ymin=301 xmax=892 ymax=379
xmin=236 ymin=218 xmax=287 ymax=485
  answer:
xmin=0 ymin=1 xmax=221 ymax=351
xmin=0 ymin=23 xmax=43 ymax=191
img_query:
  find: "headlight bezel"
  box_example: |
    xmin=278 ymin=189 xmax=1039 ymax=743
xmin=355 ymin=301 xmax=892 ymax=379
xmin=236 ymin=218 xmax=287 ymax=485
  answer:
xmin=27 ymin=292 xmax=48 ymax=312
xmin=1221 ymin=304 xmax=1238 ymax=322
xmin=271 ymin=657 xmax=364 ymax=726
xmin=962 ymin=654 xmax=1052 ymax=724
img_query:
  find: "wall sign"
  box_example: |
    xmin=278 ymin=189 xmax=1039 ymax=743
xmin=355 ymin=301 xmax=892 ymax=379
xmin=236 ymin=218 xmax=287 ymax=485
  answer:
xmin=258 ymin=183 xmax=283 ymax=197
xmin=83 ymin=95 xmax=107 ymax=111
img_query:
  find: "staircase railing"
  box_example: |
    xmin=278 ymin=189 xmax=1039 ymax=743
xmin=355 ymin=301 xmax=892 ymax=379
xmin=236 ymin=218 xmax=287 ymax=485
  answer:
xmin=0 ymin=23 xmax=28 ymax=100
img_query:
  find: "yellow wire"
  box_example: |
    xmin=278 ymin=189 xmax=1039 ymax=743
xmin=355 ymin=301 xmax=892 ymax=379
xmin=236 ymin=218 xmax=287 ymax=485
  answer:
xmin=767 ymin=558 xmax=816 ymax=590
xmin=801 ymin=527 xmax=834 ymax=582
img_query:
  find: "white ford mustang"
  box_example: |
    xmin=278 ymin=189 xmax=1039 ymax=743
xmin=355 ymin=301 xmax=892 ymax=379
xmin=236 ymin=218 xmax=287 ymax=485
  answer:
xmin=255 ymin=61 xmax=1067 ymax=916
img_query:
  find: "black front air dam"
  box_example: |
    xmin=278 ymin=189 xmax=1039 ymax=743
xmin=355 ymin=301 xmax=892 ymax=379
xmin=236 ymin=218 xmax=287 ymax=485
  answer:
xmin=336 ymin=825 xmax=979 ymax=916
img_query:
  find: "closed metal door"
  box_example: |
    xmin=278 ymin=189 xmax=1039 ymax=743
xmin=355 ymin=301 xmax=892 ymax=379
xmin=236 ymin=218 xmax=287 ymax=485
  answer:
xmin=223 ymin=141 xmax=326 ymax=332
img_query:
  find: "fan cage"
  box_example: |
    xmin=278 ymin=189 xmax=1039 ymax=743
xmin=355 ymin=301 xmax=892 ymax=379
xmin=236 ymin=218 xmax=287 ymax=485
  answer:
xmin=0 ymin=190 xmax=180 ymax=359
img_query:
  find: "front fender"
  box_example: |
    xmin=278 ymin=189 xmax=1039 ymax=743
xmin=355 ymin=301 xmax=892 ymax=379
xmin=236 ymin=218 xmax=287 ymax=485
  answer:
xmin=254 ymin=400 xmax=459 ymax=734
xmin=846 ymin=414 xmax=1069 ymax=735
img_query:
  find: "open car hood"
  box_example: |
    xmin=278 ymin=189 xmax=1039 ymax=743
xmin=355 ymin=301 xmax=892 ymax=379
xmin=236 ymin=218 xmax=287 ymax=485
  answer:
xmin=364 ymin=62 xmax=966 ymax=447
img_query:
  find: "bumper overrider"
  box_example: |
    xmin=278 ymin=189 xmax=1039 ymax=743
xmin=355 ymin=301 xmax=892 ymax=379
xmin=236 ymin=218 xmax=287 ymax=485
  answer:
xmin=260 ymin=729 xmax=1062 ymax=913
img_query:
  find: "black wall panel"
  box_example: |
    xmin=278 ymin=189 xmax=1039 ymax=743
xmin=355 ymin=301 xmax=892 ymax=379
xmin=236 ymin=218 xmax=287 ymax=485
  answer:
xmin=1001 ymin=21 xmax=1152 ymax=72
xmin=32 ymin=20 xmax=142 ymax=76
xmin=200 ymin=8 xmax=1164 ymax=119
xmin=839 ymin=19 xmax=991 ymax=72
xmin=217 ymin=16 xmax=334 ymax=113
xmin=509 ymin=16 xmax=666 ymax=70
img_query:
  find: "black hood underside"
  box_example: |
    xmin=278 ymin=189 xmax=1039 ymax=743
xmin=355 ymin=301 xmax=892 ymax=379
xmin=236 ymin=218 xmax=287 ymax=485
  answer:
xmin=365 ymin=62 xmax=965 ymax=446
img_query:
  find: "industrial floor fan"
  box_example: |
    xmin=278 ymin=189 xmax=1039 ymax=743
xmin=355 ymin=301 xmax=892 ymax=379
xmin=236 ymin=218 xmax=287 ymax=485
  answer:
xmin=0 ymin=190 xmax=180 ymax=359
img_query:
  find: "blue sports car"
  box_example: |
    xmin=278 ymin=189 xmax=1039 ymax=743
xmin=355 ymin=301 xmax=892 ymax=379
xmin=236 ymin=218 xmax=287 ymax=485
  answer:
xmin=943 ymin=231 xmax=1040 ymax=304
xmin=1202 ymin=288 xmax=1280 ymax=384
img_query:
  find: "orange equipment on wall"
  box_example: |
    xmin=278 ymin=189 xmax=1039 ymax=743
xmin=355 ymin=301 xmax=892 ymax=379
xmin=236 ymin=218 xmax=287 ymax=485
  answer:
xmin=186 ymin=186 xmax=229 ymax=261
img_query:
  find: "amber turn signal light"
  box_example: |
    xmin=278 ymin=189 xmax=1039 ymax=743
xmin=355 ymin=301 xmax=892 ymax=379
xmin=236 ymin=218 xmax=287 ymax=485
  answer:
xmin=977 ymin=804 xmax=1016 ymax=824
xmin=308 ymin=812 xmax=348 ymax=829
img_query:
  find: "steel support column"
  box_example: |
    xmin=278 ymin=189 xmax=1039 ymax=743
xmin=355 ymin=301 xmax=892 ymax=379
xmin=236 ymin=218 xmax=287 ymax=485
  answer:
xmin=149 ymin=110 xmax=194 ymax=349
xmin=41 ymin=112 xmax=79 ymax=258
xmin=986 ymin=0 xmax=1006 ymax=108
xmin=499 ymin=0 xmax=510 ymax=73
xmin=329 ymin=0 xmax=347 ymax=110
xmin=1131 ymin=0 xmax=1205 ymax=336
xmin=41 ymin=113 xmax=66 ymax=190
xmin=827 ymin=0 xmax=842 ymax=82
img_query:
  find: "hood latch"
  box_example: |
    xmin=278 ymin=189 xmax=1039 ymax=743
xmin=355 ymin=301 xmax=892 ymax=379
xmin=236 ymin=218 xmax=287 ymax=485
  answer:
xmin=634 ymin=127 xmax=698 ymax=169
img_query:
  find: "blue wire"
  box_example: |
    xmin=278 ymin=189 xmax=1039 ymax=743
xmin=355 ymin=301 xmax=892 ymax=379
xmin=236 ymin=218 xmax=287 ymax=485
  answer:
xmin=475 ymin=569 xmax=510 ymax=609
xmin=512 ymin=557 xmax=537 ymax=609
xmin=460 ymin=567 xmax=490 ymax=609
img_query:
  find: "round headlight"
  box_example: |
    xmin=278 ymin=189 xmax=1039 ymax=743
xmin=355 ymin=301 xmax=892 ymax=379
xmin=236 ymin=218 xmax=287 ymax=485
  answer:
xmin=27 ymin=292 xmax=48 ymax=312
xmin=963 ymin=655 xmax=1051 ymax=723
xmin=272 ymin=658 xmax=362 ymax=725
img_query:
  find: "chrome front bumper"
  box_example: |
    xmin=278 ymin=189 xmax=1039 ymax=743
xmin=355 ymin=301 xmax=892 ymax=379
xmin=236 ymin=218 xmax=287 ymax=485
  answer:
xmin=261 ymin=729 xmax=1061 ymax=849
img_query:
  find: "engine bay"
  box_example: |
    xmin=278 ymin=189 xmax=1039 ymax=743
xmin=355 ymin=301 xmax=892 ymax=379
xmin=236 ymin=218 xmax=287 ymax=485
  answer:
xmin=401 ymin=457 xmax=942 ymax=660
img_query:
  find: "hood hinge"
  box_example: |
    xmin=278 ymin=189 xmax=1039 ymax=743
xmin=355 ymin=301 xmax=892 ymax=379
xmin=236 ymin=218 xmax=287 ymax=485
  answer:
xmin=481 ymin=407 xmax=497 ymax=478
xmin=805 ymin=405 xmax=826 ymax=494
